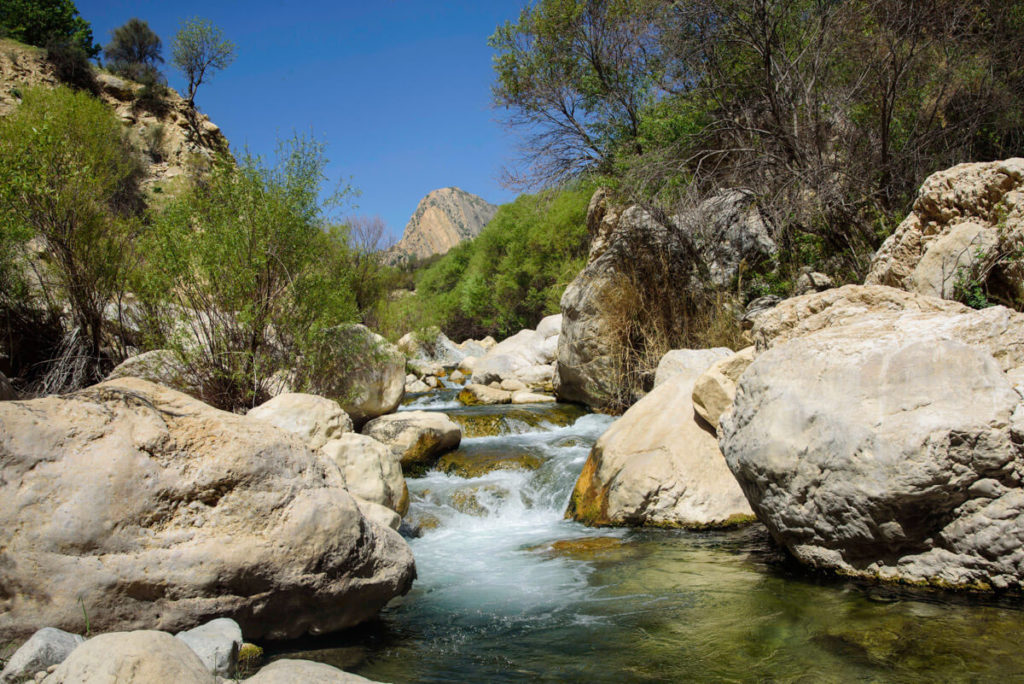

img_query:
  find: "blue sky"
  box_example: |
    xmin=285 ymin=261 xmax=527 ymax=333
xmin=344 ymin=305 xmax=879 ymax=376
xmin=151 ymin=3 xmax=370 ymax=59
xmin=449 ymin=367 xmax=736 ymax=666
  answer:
xmin=76 ymin=0 xmax=527 ymax=240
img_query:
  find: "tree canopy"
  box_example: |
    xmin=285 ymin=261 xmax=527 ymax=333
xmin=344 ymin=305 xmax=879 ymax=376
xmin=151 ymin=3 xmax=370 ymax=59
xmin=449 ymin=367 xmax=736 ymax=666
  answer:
xmin=0 ymin=0 xmax=98 ymax=57
xmin=171 ymin=17 xmax=236 ymax=106
xmin=104 ymin=18 xmax=163 ymax=83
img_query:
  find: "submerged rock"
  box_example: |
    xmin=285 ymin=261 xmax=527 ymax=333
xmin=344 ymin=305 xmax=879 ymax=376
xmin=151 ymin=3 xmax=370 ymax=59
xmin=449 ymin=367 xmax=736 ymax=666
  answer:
xmin=436 ymin=448 xmax=545 ymax=478
xmin=721 ymin=289 xmax=1024 ymax=590
xmin=0 ymin=378 xmax=415 ymax=642
xmin=566 ymin=351 xmax=753 ymax=528
xmin=458 ymin=383 xmax=512 ymax=406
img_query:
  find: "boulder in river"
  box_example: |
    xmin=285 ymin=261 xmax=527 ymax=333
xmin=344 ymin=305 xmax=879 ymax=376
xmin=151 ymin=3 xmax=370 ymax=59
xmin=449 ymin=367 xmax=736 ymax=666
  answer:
xmin=556 ymin=190 xmax=775 ymax=410
xmin=721 ymin=286 xmax=1024 ymax=589
xmin=243 ymin=658 xmax=381 ymax=683
xmin=0 ymin=377 xmax=415 ymax=643
xmin=362 ymin=410 xmax=461 ymax=472
xmin=566 ymin=350 xmax=754 ymax=528
xmin=471 ymin=316 xmax=559 ymax=386
xmin=458 ymin=383 xmax=512 ymax=406
xmin=174 ymin=618 xmax=242 ymax=677
xmin=41 ymin=631 xmax=214 ymax=684
xmin=321 ymin=433 xmax=409 ymax=516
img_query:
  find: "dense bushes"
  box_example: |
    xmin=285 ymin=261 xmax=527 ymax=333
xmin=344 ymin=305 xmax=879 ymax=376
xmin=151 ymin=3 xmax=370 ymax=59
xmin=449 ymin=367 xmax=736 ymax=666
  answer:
xmin=0 ymin=86 xmax=144 ymax=389
xmin=493 ymin=0 xmax=1024 ymax=285
xmin=400 ymin=183 xmax=594 ymax=340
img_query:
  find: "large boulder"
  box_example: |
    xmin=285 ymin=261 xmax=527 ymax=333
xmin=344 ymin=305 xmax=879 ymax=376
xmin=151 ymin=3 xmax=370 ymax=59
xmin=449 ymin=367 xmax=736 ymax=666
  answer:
xmin=866 ymin=158 xmax=1024 ymax=302
xmin=362 ymin=411 xmax=461 ymax=471
xmin=557 ymin=190 xmax=775 ymax=409
xmin=471 ymin=327 xmax=554 ymax=386
xmin=0 ymin=378 xmax=415 ymax=643
xmin=0 ymin=628 xmax=83 ymax=683
xmin=321 ymin=433 xmax=409 ymax=516
xmin=243 ymin=658 xmax=380 ymax=683
xmin=747 ymin=285 xmax=1024 ymax=372
xmin=308 ymin=325 xmax=405 ymax=426
xmin=41 ymin=631 xmax=214 ymax=684
xmin=721 ymin=294 xmax=1024 ymax=589
xmin=246 ymin=393 xmax=353 ymax=450
xmin=566 ymin=350 xmax=753 ymax=528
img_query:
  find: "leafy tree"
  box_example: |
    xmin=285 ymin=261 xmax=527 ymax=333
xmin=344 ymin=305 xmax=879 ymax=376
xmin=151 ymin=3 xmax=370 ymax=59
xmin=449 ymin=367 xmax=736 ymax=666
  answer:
xmin=0 ymin=86 xmax=144 ymax=388
xmin=489 ymin=0 xmax=668 ymax=187
xmin=104 ymin=18 xmax=163 ymax=82
xmin=0 ymin=0 xmax=98 ymax=56
xmin=171 ymin=17 xmax=236 ymax=106
xmin=138 ymin=136 xmax=359 ymax=410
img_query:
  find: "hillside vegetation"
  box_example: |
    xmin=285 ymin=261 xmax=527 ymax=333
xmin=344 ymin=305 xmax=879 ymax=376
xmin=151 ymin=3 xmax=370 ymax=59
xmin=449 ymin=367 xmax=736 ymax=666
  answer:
xmin=382 ymin=183 xmax=594 ymax=341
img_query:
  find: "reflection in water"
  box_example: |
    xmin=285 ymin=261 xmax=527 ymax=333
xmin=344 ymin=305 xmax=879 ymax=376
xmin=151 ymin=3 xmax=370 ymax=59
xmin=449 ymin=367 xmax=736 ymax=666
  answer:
xmin=272 ymin=398 xmax=1024 ymax=683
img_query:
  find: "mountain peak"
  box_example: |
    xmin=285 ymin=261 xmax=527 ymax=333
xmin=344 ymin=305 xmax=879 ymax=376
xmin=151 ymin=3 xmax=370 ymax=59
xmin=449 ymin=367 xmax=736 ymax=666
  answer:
xmin=389 ymin=187 xmax=498 ymax=263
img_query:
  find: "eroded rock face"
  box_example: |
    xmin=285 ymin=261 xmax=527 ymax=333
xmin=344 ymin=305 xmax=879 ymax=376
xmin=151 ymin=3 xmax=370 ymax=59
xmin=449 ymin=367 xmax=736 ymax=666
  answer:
xmin=246 ymin=393 xmax=353 ymax=451
xmin=566 ymin=350 xmax=753 ymax=528
xmin=747 ymin=285 xmax=1024 ymax=373
xmin=387 ymin=187 xmax=498 ymax=263
xmin=866 ymin=158 xmax=1024 ymax=301
xmin=721 ymin=298 xmax=1024 ymax=590
xmin=361 ymin=410 xmax=461 ymax=471
xmin=557 ymin=190 xmax=775 ymax=409
xmin=0 ymin=378 xmax=415 ymax=643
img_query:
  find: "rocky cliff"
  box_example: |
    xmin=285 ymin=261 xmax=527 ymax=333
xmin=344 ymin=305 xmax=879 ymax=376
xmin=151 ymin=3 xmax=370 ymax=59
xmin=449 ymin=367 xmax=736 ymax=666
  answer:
xmin=0 ymin=39 xmax=229 ymax=195
xmin=388 ymin=187 xmax=497 ymax=263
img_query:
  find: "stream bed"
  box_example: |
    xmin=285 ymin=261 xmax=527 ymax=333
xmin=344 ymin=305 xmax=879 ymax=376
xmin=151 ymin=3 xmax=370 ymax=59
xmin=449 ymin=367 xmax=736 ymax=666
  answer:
xmin=271 ymin=391 xmax=1024 ymax=682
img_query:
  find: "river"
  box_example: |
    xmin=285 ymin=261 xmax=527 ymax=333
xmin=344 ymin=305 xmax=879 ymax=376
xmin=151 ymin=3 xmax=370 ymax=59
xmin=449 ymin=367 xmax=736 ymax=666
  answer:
xmin=271 ymin=389 xmax=1024 ymax=682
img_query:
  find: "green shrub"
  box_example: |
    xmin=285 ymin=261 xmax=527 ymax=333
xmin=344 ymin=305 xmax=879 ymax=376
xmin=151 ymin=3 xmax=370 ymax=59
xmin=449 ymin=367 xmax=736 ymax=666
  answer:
xmin=137 ymin=135 xmax=360 ymax=410
xmin=0 ymin=86 xmax=144 ymax=389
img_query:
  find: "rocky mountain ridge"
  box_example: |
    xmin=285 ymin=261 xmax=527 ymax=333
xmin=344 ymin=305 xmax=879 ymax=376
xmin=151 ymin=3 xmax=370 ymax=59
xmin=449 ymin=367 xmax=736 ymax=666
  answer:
xmin=387 ymin=187 xmax=497 ymax=263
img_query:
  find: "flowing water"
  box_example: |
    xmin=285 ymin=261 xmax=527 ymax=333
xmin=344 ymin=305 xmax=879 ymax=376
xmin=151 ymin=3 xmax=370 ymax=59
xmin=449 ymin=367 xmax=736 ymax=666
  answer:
xmin=272 ymin=392 xmax=1024 ymax=683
